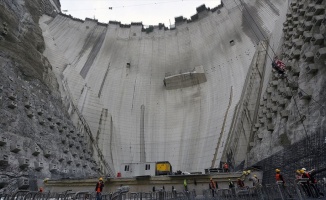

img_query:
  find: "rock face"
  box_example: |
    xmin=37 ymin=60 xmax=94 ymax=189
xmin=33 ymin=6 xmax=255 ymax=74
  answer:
xmin=0 ymin=0 xmax=99 ymax=192
xmin=246 ymin=0 xmax=326 ymax=183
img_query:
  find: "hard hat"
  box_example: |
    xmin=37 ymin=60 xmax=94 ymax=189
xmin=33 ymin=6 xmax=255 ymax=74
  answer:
xmin=238 ymin=178 xmax=240 ymax=180
xmin=228 ymin=179 xmax=231 ymax=181
xmin=210 ymin=178 xmax=213 ymax=181
xmin=254 ymin=175 xmax=257 ymax=177
xmin=299 ymin=169 xmax=305 ymax=174
xmin=296 ymin=170 xmax=300 ymax=173
xmin=99 ymin=177 xmax=103 ymax=181
xmin=275 ymin=169 xmax=281 ymax=172
xmin=302 ymin=168 xmax=306 ymax=171
xmin=247 ymin=170 xmax=251 ymax=174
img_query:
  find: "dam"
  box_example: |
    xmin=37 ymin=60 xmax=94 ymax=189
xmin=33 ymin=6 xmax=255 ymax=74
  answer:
xmin=0 ymin=0 xmax=326 ymax=199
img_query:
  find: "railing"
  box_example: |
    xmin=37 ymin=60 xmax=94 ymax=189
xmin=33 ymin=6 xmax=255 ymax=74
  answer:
xmin=1 ymin=181 xmax=326 ymax=200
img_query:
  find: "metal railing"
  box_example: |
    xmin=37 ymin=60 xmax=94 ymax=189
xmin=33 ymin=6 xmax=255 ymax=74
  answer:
xmin=1 ymin=181 xmax=326 ymax=200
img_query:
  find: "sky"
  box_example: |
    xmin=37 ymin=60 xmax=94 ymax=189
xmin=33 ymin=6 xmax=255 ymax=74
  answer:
xmin=60 ymin=0 xmax=222 ymax=26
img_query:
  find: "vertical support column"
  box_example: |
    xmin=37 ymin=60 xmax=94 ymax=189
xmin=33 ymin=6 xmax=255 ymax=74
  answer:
xmin=140 ymin=105 xmax=146 ymax=162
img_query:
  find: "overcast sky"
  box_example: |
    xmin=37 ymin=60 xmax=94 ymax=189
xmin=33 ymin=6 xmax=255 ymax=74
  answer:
xmin=60 ymin=0 xmax=222 ymax=26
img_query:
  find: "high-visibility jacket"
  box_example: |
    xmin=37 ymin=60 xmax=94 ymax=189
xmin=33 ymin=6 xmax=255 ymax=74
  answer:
xmin=95 ymin=181 xmax=104 ymax=193
xmin=276 ymin=173 xmax=284 ymax=182
xmin=209 ymin=181 xmax=216 ymax=189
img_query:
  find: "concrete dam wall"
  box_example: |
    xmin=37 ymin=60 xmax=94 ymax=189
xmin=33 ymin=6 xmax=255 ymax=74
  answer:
xmin=39 ymin=0 xmax=288 ymax=174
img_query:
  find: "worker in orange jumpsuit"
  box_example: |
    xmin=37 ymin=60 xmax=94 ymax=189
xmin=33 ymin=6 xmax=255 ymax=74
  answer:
xmin=95 ymin=177 xmax=104 ymax=200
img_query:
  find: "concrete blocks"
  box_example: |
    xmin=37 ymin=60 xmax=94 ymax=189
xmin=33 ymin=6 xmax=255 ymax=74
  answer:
xmin=67 ymin=157 xmax=72 ymax=164
xmin=305 ymin=12 xmax=314 ymax=22
xmin=39 ymin=118 xmax=46 ymax=125
xmin=271 ymin=106 xmax=278 ymax=113
xmin=291 ymin=65 xmax=300 ymax=76
xmin=37 ymin=108 xmax=43 ymax=115
xmin=26 ymin=110 xmax=34 ymax=118
xmin=0 ymin=136 xmax=7 ymax=146
xmin=293 ymin=40 xmax=303 ymax=49
xmin=58 ymin=154 xmax=65 ymax=162
xmin=280 ymin=110 xmax=290 ymax=119
xmin=278 ymin=99 xmax=286 ymax=107
xmin=18 ymin=178 xmax=29 ymax=189
xmin=291 ymin=50 xmax=301 ymax=60
xmin=306 ymin=64 xmax=318 ymax=74
xmin=311 ymin=34 xmax=324 ymax=45
xmin=298 ymin=90 xmax=312 ymax=100
xmin=43 ymin=149 xmax=52 ymax=158
xmin=18 ymin=158 xmax=29 ymax=169
xmin=315 ymin=48 xmax=326 ymax=60
xmin=313 ymin=4 xmax=325 ymax=15
xmin=302 ymin=32 xmax=313 ymax=43
xmin=257 ymin=133 xmax=263 ymax=140
xmin=302 ymin=21 xmax=313 ymax=31
xmin=10 ymin=142 xmax=22 ymax=153
xmin=63 ymin=147 xmax=69 ymax=153
xmin=8 ymin=93 xmax=17 ymax=100
xmin=312 ymin=15 xmax=324 ymax=26
xmin=68 ymin=140 xmax=75 ymax=147
xmin=0 ymin=154 xmax=9 ymax=166
xmin=271 ymin=81 xmax=278 ymax=87
xmin=267 ymin=124 xmax=274 ymax=131
xmin=32 ymin=146 xmax=41 ymax=156
xmin=288 ymin=81 xmax=299 ymax=89
xmin=49 ymin=163 xmax=58 ymax=172
xmin=24 ymin=101 xmax=32 ymax=109
xmin=49 ymin=122 xmax=55 ymax=129
xmin=34 ymin=161 xmax=44 ymax=171
xmin=8 ymin=101 xmax=17 ymax=109
xmin=0 ymin=175 xmax=9 ymax=187
xmin=303 ymin=52 xmax=314 ymax=62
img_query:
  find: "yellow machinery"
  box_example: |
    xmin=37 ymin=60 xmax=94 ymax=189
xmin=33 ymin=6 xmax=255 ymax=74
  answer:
xmin=155 ymin=161 xmax=172 ymax=175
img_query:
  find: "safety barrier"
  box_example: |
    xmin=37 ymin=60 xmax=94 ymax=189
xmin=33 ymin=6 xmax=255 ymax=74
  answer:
xmin=1 ymin=182 xmax=326 ymax=200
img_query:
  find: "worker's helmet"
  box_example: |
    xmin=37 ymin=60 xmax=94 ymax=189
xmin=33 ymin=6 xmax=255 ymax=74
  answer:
xmin=253 ymin=175 xmax=257 ymax=177
xmin=299 ymin=169 xmax=305 ymax=174
xmin=237 ymin=178 xmax=240 ymax=180
xmin=302 ymin=168 xmax=306 ymax=171
xmin=275 ymin=169 xmax=281 ymax=173
xmin=296 ymin=170 xmax=300 ymax=173
xmin=228 ymin=179 xmax=231 ymax=181
xmin=210 ymin=178 xmax=213 ymax=181
xmin=247 ymin=170 xmax=251 ymax=174
xmin=99 ymin=177 xmax=103 ymax=181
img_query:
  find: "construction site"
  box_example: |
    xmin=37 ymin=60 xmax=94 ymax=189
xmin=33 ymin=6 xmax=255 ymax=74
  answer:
xmin=0 ymin=0 xmax=326 ymax=199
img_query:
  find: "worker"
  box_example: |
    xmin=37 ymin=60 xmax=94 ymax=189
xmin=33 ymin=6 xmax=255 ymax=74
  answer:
xmin=302 ymin=168 xmax=326 ymax=198
xmin=209 ymin=178 xmax=216 ymax=197
xmin=295 ymin=170 xmax=302 ymax=180
xmin=223 ymin=162 xmax=229 ymax=172
xmin=237 ymin=178 xmax=245 ymax=188
xmin=275 ymin=169 xmax=293 ymax=198
xmin=95 ymin=177 xmax=104 ymax=200
xmin=252 ymin=175 xmax=260 ymax=187
xmin=272 ymin=56 xmax=286 ymax=75
xmin=275 ymin=169 xmax=285 ymax=185
xmin=183 ymin=179 xmax=188 ymax=192
xmin=300 ymin=169 xmax=313 ymax=197
xmin=228 ymin=179 xmax=234 ymax=188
